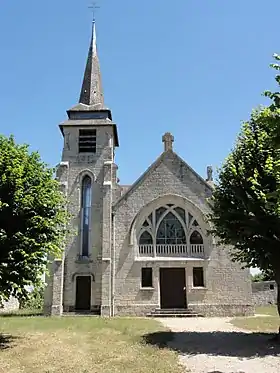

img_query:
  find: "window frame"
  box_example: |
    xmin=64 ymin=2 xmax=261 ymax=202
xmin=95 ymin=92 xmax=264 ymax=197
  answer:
xmin=141 ymin=267 xmax=153 ymax=289
xmin=192 ymin=267 xmax=205 ymax=288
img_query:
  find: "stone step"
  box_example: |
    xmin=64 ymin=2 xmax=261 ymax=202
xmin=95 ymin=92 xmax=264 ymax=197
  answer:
xmin=148 ymin=308 xmax=204 ymax=318
xmin=147 ymin=312 xmax=203 ymax=318
xmin=63 ymin=310 xmax=100 ymax=316
xmin=153 ymin=308 xmax=195 ymax=314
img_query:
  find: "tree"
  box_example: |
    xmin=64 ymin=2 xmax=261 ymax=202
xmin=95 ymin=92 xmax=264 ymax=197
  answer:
xmin=209 ymin=55 xmax=280 ymax=338
xmin=251 ymin=271 xmax=274 ymax=282
xmin=0 ymin=135 xmax=68 ymax=304
xmin=19 ymin=283 xmax=45 ymax=311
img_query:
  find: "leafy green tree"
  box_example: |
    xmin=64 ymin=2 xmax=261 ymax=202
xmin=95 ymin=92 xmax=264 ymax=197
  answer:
xmin=209 ymin=55 xmax=280 ymax=338
xmin=19 ymin=283 xmax=45 ymax=311
xmin=251 ymin=271 xmax=274 ymax=282
xmin=0 ymin=135 xmax=68 ymax=304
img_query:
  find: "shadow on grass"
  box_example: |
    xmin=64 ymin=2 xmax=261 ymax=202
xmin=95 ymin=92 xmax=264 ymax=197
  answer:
xmin=0 ymin=334 xmax=20 ymax=350
xmin=143 ymin=330 xmax=280 ymax=358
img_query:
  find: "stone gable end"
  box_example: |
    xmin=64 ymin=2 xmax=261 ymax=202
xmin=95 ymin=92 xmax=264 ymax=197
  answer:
xmin=114 ymin=150 xmax=212 ymax=218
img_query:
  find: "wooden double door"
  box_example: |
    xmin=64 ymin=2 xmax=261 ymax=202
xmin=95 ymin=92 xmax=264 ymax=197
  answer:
xmin=160 ymin=268 xmax=187 ymax=309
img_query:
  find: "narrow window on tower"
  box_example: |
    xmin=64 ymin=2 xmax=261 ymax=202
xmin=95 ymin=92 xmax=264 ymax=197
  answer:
xmin=81 ymin=175 xmax=92 ymax=257
xmin=79 ymin=129 xmax=97 ymax=153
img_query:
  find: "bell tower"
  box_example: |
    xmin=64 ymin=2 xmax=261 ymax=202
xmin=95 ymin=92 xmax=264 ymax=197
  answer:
xmin=44 ymin=21 xmax=118 ymax=316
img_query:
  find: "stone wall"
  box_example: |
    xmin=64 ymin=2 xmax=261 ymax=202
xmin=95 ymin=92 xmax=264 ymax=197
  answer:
xmin=0 ymin=297 xmax=19 ymax=313
xmin=112 ymin=150 xmax=253 ymax=317
xmin=190 ymin=304 xmax=254 ymax=317
xmin=252 ymin=281 xmax=277 ymax=306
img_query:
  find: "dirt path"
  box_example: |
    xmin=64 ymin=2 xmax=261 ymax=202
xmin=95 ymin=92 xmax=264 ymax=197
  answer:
xmin=159 ymin=317 xmax=280 ymax=373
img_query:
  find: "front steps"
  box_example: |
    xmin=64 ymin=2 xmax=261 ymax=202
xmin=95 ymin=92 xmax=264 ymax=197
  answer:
xmin=63 ymin=311 xmax=99 ymax=317
xmin=147 ymin=308 xmax=204 ymax=318
xmin=63 ymin=305 xmax=101 ymax=316
xmin=62 ymin=306 xmax=203 ymax=318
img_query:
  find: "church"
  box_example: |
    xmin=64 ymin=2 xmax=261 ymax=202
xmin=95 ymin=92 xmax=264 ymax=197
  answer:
xmin=44 ymin=22 xmax=253 ymax=317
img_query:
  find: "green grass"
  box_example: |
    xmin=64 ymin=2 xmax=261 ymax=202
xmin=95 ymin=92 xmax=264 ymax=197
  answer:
xmin=255 ymin=305 xmax=278 ymax=316
xmin=231 ymin=305 xmax=279 ymax=332
xmin=0 ymin=315 xmax=183 ymax=373
xmin=0 ymin=308 xmax=43 ymax=317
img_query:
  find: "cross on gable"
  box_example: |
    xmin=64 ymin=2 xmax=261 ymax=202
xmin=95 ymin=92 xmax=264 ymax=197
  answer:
xmin=162 ymin=132 xmax=174 ymax=151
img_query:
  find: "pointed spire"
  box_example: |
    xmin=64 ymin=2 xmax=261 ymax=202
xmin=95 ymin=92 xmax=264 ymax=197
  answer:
xmin=79 ymin=21 xmax=104 ymax=108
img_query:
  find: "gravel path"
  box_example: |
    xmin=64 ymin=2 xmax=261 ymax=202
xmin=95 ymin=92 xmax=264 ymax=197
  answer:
xmin=158 ymin=317 xmax=280 ymax=373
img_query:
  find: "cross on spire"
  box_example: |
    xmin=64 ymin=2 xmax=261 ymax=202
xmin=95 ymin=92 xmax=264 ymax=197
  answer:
xmin=88 ymin=1 xmax=100 ymax=22
xmin=162 ymin=132 xmax=174 ymax=152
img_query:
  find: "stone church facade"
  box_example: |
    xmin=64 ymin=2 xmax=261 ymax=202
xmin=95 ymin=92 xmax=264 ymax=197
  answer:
xmin=44 ymin=22 xmax=254 ymax=317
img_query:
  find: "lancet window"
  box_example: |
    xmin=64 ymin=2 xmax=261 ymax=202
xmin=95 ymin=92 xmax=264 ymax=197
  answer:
xmin=81 ymin=175 xmax=92 ymax=256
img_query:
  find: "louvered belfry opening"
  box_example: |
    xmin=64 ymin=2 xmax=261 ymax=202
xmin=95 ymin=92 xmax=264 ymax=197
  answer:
xmin=78 ymin=129 xmax=97 ymax=153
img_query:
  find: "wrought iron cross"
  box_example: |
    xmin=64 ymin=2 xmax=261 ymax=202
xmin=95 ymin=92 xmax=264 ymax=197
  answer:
xmin=88 ymin=1 xmax=100 ymax=22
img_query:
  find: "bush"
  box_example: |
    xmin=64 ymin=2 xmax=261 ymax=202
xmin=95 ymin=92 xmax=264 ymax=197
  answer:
xmin=20 ymin=284 xmax=44 ymax=310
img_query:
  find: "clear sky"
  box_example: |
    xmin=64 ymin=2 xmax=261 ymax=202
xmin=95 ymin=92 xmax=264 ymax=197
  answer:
xmin=0 ymin=0 xmax=279 ymax=191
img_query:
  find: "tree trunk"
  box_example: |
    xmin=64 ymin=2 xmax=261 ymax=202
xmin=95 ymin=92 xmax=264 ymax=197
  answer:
xmin=276 ymin=277 xmax=280 ymax=336
xmin=272 ymin=268 xmax=280 ymax=341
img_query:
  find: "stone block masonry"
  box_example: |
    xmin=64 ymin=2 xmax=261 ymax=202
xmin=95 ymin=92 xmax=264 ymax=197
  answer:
xmin=252 ymin=281 xmax=277 ymax=306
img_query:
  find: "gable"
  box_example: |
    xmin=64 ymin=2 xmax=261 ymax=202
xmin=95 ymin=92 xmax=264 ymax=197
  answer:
xmin=113 ymin=150 xmax=213 ymax=211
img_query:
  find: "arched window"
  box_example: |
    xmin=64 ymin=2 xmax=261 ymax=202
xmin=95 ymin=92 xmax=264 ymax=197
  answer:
xmin=139 ymin=231 xmax=153 ymax=245
xmin=190 ymin=231 xmax=203 ymax=245
xmin=156 ymin=212 xmax=186 ymax=245
xmin=81 ymin=176 xmax=92 ymax=256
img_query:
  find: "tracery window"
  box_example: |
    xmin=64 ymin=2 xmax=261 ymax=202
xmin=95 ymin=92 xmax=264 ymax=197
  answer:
xmin=156 ymin=212 xmax=186 ymax=244
xmin=137 ymin=204 xmax=204 ymax=247
xmin=81 ymin=175 xmax=92 ymax=256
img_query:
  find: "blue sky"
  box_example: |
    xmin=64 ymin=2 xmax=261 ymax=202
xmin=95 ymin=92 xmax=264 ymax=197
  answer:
xmin=0 ymin=0 xmax=279 ymax=191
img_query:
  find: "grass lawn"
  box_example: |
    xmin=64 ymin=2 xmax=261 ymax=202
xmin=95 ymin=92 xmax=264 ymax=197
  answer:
xmin=0 ymin=314 xmax=183 ymax=373
xmin=231 ymin=305 xmax=279 ymax=332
